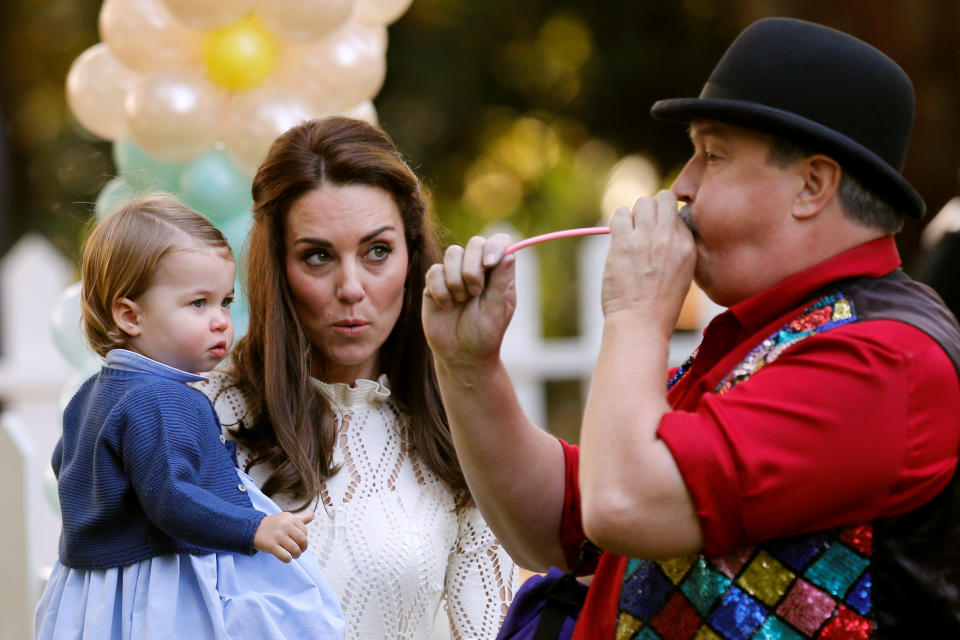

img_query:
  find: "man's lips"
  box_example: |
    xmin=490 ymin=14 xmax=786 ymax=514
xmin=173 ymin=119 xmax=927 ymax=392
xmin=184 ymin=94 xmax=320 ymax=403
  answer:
xmin=678 ymin=204 xmax=698 ymax=235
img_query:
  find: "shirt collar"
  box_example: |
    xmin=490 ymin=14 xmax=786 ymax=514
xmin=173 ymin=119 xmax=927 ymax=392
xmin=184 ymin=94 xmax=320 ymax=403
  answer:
xmin=104 ymin=349 xmax=207 ymax=383
xmin=726 ymin=235 xmax=902 ymax=334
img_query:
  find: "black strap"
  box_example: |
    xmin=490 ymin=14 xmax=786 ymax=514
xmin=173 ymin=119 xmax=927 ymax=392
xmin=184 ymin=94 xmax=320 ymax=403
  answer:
xmin=532 ymin=541 xmax=601 ymax=640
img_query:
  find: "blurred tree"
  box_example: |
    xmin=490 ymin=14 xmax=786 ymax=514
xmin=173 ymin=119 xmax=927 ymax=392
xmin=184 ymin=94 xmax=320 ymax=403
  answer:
xmin=2 ymin=0 xmax=957 ymax=324
xmin=0 ymin=0 xmax=108 ymax=263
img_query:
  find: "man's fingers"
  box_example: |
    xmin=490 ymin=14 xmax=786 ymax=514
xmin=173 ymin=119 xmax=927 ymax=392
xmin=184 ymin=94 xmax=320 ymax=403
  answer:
xmin=462 ymin=236 xmax=487 ymax=297
xmin=481 ymin=233 xmax=513 ymax=267
xmin=424 ymin=264 xmax=452 ymax=307
xmin=443 ymin=244 xmax=469 ymax=303
xmin=609 ymin=206 xmax=633 ymax=237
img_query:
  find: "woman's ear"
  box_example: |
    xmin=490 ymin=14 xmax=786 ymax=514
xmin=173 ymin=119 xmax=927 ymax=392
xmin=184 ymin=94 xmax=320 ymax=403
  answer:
xmin=792 ymin=154 xmax=842 ymax=221
xmin=112 ymin=297 xmax=142 ymax=337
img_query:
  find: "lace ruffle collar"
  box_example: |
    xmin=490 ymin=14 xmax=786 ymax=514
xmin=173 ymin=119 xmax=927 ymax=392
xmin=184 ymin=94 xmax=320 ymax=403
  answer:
xmin=311 ymin=373 xmax=391 ymax=410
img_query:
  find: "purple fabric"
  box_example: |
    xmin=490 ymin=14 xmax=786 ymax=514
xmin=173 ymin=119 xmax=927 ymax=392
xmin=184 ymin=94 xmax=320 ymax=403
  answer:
xmin=496 ymin=567 xmax=585 ymax=640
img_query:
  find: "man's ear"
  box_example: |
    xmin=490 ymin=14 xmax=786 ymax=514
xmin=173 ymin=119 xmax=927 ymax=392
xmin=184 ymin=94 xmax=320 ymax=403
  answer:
xmin=112 ymin=297 xmax=142 ymax=337
xmin=792 ymin=154 xmax=842 ymax=221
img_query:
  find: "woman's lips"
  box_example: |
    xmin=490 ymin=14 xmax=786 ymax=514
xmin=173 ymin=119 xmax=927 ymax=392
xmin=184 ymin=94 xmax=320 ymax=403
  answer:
xmin=332 ymin=320 xmax=369 ymax=336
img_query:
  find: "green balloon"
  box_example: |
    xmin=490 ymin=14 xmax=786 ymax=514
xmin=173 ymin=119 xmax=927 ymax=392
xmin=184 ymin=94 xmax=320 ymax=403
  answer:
xmin=179 ymin=151 xmax=253 ymax=225
xmin=112 ymin=139 xmax=184 ymax=193
xmin=95 ymin=176 xmax=135 ymax=219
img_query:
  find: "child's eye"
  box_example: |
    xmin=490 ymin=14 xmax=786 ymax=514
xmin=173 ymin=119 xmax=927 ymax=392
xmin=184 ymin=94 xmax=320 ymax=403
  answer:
xmin=191 ymin=299 xmax=206 ymax=309
xmin=366 ymin=243 xmax=392 ymax=261
xmin=222 ymin=296 xmax=234 ymax=308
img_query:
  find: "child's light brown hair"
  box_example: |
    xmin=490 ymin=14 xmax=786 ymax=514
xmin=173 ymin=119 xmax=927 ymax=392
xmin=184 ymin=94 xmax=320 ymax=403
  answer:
xmin=80 ymin=195 xmax=233 ymax=356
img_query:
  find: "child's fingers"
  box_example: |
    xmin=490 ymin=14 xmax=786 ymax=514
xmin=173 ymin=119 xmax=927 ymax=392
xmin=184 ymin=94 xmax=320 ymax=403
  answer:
xmin=277 ymin=536 xmax=302 ymax=560
xmin=298 ymin=511 xmax=315 ymax=525
xmin=269 ymin=544 xmax=293 ymax=563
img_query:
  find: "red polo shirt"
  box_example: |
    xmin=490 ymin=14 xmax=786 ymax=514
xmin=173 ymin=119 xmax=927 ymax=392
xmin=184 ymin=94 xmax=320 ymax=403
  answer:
xmin=559 ymin=236 xmax=960 ymax=638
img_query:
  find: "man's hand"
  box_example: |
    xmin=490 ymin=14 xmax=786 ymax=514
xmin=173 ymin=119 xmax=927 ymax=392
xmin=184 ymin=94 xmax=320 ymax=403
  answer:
xmin=422 ymin=233 xmax=516 ymax=375
xmin=602 ymin=190 xmax=696 ymax=338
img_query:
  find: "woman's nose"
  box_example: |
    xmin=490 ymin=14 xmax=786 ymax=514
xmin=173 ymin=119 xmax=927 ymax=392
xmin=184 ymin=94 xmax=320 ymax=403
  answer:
xmin=336 ymin=263 xmax=365 ymax=303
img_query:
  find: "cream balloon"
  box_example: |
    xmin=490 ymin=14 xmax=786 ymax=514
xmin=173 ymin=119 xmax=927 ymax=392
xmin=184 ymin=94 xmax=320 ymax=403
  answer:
xmin=125 ymin=69 xmax=226 ymax=163
xmin=66 ymin=43 xmax=137 ymax=141
xmin=222 ymin=85 xmax=324 ymax=174
xmin=99 ymin=0 xmax=203 ymax=72
xmin=160 ymin=0 xmax=255 ymax=30
xmin=339 ymin=100 xmax=378 ymax=125
xmin=258 ymin=0 xmax=355 ymax=42
xmin=353 ymin=0 xmax=413 ymax=25
xmin=279 ymin=21 xmax=387 ymax=112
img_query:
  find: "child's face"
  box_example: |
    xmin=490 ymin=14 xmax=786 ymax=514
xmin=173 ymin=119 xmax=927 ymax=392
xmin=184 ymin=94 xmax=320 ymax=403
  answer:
xmin=125 ymin=245 xmax=236 ymax=373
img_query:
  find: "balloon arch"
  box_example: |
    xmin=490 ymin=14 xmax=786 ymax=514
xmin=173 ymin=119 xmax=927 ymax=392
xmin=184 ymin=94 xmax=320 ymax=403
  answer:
xmin=56 ymin=0 xmax=412 ymax=359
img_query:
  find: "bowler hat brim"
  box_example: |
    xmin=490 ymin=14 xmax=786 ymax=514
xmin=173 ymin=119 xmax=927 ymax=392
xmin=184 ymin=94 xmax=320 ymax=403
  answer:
xmin=652 ymin=97 xmax=926 ymax=220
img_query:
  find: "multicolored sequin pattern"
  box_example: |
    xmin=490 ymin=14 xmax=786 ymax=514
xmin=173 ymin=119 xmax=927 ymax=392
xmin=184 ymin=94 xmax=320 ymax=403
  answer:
xmin=616 ymin=292 xmax=875 ymax=639
xmin=714 ymin=293 xmax=856 ymax=395
xmin=615 ymin=525 xmax=873 ymax=639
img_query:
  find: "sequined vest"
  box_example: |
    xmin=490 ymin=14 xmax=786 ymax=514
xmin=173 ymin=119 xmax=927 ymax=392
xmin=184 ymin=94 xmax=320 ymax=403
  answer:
xmin=615 ymin=270 xmax=960 ymax=639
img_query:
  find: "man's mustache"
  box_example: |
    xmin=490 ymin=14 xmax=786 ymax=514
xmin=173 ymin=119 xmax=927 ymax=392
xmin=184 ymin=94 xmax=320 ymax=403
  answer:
xmin=678 ymin=204 xmax=698 ymax=235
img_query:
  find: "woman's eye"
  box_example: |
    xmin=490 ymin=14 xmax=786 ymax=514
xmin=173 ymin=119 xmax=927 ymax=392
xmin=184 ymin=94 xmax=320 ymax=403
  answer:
xmin=303 ymin=249 xmax=331 ymax=266
xmin=191 ymin=299 xmax=206 ymax=309
xmin=366 ymin=243 xmax=392 ymax=261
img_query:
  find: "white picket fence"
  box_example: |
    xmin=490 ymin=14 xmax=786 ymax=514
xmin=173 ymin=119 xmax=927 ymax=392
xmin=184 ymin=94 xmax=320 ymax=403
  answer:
xmin=0 ymin=229 xmax=719 ymax=638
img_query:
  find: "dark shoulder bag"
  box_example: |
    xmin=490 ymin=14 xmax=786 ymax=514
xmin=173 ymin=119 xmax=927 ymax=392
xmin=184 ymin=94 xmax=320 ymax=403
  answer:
xmin=495 ymin=541 xmax=601 ymax=640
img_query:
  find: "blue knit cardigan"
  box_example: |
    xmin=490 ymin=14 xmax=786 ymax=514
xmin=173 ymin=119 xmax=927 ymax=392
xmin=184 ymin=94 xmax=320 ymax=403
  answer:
xmin=54 ymin=354 xmax=265 ymax=570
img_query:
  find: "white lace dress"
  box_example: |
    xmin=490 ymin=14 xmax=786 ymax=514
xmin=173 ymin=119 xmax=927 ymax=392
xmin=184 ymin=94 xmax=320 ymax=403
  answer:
xmin=195 ymin=371 xmax=517 ymax=640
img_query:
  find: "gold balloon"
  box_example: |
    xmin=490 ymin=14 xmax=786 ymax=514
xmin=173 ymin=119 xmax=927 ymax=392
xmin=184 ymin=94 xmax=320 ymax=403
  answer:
xmin=160 ymin=0 xmax=254 ymax=30
xmin=66 ymin=43 xmax=137 ymax=141
xmin=99 ymin=0 xmax=202 ymax=72
xmin=204 ymin=15 xmax=278 ymax=91
xmin=223 ymin=85 xmax=324 ymax=174
xmin=277 ymin=22 xmax=387 ymax=111
xmin=125 ymin=69 xmax=226 ymax=162
xmin=258 ymin=0 xmax=354 ymax=42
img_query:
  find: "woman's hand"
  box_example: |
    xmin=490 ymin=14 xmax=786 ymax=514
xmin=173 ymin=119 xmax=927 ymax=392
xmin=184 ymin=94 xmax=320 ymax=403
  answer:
xmin=422 ymin=233 xmax=516 ymax=373
xmin=253 ymin=511 xmax=313 ymax=562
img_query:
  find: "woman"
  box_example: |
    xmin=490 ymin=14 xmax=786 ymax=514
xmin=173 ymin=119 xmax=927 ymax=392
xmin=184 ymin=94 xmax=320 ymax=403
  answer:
xmin=195 ymin=116 xmax=517 ymax=639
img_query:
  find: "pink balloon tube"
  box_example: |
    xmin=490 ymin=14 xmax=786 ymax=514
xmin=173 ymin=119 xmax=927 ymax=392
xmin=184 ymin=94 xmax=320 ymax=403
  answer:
xmin=504 ymin=226 xmax=610 ymax=255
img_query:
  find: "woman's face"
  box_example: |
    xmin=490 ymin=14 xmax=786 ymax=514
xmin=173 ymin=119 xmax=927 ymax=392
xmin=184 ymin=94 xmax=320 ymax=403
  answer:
xmin=284 ymin=184 xmax=409 ymax=383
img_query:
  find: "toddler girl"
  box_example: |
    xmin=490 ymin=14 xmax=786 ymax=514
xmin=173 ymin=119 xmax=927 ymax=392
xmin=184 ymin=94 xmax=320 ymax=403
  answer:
xmin=34 ymin=196 xmax=344 ymax=639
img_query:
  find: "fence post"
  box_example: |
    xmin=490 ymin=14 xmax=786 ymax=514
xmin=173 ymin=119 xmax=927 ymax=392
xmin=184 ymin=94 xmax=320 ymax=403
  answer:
xmin=0 ymin=234 xmax=74 ymax=624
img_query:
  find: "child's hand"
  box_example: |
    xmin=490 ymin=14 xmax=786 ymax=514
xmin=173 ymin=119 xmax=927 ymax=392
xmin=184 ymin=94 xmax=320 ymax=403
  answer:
xmin=253 ymin=511 xmax=315 ymax=562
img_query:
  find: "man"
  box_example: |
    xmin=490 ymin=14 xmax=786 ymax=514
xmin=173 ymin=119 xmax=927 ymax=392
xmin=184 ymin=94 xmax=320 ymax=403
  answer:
xmin=423 ymin=17 xmax=960 ymax=637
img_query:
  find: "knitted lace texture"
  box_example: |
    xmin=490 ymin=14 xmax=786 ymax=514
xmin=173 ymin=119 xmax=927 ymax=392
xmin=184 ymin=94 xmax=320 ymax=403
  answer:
xmin=195 ymin=371 xmax=518 ymax=640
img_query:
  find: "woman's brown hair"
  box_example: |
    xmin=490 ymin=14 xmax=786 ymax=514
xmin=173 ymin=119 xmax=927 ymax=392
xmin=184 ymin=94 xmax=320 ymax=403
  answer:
xmin=229 ymin=116 xmax=467 ymax=507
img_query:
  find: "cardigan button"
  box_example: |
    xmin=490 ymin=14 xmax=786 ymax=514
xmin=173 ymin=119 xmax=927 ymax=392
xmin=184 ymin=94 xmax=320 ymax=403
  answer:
xmin=219 ymin=434 xmax=226 ymax=444
xmin=238 ymin=483 xmax=246 ymax=493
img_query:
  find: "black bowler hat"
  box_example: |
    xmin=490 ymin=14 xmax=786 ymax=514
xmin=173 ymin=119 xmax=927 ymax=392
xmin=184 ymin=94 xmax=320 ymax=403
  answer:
xmin=651 ymin=17 xmax=925 ymax=219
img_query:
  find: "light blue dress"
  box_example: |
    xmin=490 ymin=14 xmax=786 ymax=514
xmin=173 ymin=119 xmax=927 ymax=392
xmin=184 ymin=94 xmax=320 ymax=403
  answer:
xmin=34 ymin=351 xmax=345 ymax=639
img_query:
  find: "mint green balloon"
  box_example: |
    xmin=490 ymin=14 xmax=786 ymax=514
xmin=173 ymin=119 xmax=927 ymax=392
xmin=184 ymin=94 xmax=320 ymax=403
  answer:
xmin=179 ymin=151 xmax=253 ymax=225
xmin=112 ymin=138 xmax=184 ymax=193
xmin=95 ymin=176 xmax=135 ymax=219
xmin=218 ymin=212 xmax=253 ymax=339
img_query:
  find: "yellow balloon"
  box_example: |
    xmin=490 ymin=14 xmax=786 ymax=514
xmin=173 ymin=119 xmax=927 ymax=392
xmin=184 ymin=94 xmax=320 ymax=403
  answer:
xmin=204 ymin=16 xmax=277 ymax=91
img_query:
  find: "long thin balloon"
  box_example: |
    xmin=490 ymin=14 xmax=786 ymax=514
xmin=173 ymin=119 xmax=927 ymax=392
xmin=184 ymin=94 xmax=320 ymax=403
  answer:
xmin=504 ymin=226 xmax=610 ymax=255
